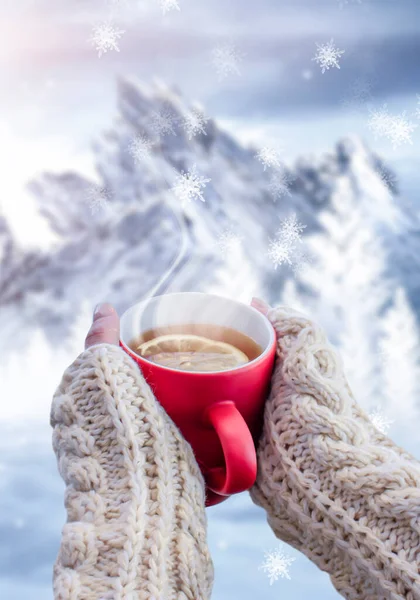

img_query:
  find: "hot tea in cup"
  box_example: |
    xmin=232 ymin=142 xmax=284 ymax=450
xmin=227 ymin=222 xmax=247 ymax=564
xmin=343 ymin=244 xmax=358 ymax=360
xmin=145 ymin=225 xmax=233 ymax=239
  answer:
xmin=120 ymin=292 xmax=276 ymax=507
xmin=128 ymin=323 xmax=263 ymax=372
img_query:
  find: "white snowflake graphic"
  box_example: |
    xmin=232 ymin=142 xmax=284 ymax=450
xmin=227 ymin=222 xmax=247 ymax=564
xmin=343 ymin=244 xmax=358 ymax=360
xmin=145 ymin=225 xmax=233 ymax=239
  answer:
xmin=211 ymin=42 xmax=243 ymax=80
xmin=183 ymin=107 xmax=209 ymax=140
xmin=171 ymin=164 xmax=211 ymax=205
xmin=267 ymin=239 xmax=293 ymax=268
xmin=256 ymin=146 xmax=283 ymax=171
xmin=267 ymin=214 xmax=306 ymax=270
xmin=159 ymin=0 xmax=180 ymax=14
xmin=312 ymin=38 xmax=345 ymax=74
xmin=389 ymin=112 xmax=418 ymax=147
xmin=129 ymin=135 xmax=153 ymax=163
xmin=216 ymin=229 xmax=244 ymax=252
xmin=87 ymin=185 xmax=112 ymax=214
xmin=281 ymin=213 xmax=306 ymax=244
xmin=368 ymin=408 xmax=394 ymax=434
xmin=89 ymin=22 xmax=125 ymax=57
xmin=258 ymin=544 xmax=296 ymax=584
xmin=151 ymin=105 xmax=177 ymax=137
xmin=368 ymin=105 xmax=417 ymax=148
xmin=268 ymin=170 xmax=294 ymax=200
xmin=368 ymin=104 xmax=393 ymax=136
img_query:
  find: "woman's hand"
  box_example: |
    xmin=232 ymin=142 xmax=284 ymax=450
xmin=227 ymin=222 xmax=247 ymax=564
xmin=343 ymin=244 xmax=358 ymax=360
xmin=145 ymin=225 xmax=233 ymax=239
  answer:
xmin=51 ymin=301 xmax=215 ymax=600
xmin=247 ymin=299 xmax=420 ymax=599
xmin=85 ymin=302 xmax=120 ymax=348
xmin=251 ymin=296 xmax=271 ymax=317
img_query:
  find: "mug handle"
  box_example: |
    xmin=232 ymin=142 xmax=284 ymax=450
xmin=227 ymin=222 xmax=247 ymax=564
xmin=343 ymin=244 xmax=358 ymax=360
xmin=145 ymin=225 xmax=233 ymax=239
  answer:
xmin=202 ymin=400 xmax=257 ymax=496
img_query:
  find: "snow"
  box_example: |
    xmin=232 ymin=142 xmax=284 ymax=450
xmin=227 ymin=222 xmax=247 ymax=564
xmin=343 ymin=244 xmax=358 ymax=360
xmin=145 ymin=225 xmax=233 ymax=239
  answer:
xmin=128 ymin=135 xmax=153 ymax=163
xmin=368 ymin=105 xmax=418 ymax=148
xmin=208 ymin=238 xmax=260 ymax=304
xmin=211 ymin=42 xmax=243 ymax=81
xmin=86 ymin=184 xmax=112 ymax=214
xmin=312 ymin=39 xmax=345 ymax=74
xmin=281 ymin=170 xmax=420 ymax=430
xmin=0 ymin=302 xmax=93 ymax=422
xmin=0 ymin=81 xmax=416 ymax=364
xmin=171 ymin=164 xmax=211 ymax=205
xmin=256 ymin=146 xmax=283 ymax=171
xmin=367 ymin=408 xmax=394 ymax=434
xmin=267 ymin=214 xmax=307 ymax=270
xmin=290 ymin=245 xmax=313 ymax=276
xmin=280 ymin=214 xmax=306 ymax=244
xmin=89 ymin=22 xmax=125 ymax=58
xmin=378 ymin=287 xmax=420 ymax=423
xmin=183 ymin=107 xmax=209 ymax=140
xmin=378 ymin=168 xmax=397 ymax=194
xmin=268 ymin=170 xmax=294 ymax=200
xmin=266 ymin=238 xmax=293 ymax=268
xmin=151 ymin=104 xmax=178 ymax=137
xmin=216 ymin=229 xmax=244 ymax=253
xmin=258 ymin=544 xmax=296 ymax=584
xmin=388 ymin=112 xmax=418 ymax=147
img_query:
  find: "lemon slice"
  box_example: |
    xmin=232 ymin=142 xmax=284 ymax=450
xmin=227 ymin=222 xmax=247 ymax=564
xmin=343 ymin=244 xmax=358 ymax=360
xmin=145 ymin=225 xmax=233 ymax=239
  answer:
xmin=136 ymin=333 xmax=249 ymax=371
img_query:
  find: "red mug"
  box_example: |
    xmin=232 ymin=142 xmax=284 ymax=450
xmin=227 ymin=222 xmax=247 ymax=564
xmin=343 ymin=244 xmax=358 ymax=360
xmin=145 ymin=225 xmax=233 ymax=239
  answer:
xmin=119 ymin=292 xmax=276 ymax=507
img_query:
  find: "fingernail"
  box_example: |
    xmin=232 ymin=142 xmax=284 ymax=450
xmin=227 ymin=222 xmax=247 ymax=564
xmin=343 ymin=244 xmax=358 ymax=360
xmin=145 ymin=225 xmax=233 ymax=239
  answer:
xmin=93 ymin=303 xmax=114 ymax=318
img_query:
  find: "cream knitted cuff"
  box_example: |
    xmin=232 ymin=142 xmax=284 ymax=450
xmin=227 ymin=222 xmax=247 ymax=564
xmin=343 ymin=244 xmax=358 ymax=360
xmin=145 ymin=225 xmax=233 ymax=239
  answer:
xmin=249 ymin=306 xmax=420 ymax=600
xmin=50 ymin=343 xmax=214 ymax=600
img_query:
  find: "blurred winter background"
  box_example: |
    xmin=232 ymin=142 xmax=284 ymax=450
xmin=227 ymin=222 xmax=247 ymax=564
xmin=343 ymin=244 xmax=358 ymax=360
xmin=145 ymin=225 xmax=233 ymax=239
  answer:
xmin=1 ymin=0 xmax=420 ymax=597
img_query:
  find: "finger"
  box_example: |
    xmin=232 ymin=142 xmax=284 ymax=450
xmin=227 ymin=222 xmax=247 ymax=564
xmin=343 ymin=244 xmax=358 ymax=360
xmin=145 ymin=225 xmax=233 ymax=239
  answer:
xmin=251 ymin=296 xmax=271 ymax=317
xmin=85 ymin=303 xmax=120 ymax=349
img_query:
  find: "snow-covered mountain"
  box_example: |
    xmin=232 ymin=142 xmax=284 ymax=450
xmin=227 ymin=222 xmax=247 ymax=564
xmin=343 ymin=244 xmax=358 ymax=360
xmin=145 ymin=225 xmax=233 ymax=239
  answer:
xmin=2 ymin=77 xmax=420 ymax=600
xmin=0 ymin=76 xmax=419 ymax=360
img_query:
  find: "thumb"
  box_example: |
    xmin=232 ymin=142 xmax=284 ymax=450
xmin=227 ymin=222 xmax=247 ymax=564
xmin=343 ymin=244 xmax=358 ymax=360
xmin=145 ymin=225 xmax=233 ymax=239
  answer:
xmin=85 ymin=303 xmax=120 ymax=349
xmin=251 ymin=296 xmax=271 ymax=317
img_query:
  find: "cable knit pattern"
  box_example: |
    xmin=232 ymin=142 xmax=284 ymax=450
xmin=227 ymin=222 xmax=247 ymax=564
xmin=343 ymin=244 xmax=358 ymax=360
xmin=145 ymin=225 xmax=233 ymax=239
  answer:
xmin=51 ymin=308 xmax=420 ymax=600
xmin=249 ymin=306 xmax=420 ymax=600
xmin=50 ymin=343 xmax=214 ymax=600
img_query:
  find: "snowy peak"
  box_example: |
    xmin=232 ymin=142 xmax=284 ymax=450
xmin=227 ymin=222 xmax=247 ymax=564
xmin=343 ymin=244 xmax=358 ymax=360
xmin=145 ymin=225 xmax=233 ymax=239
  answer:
xmin=114 ymin=76 xmax=219 ymax=156
xmin=336 ymin=136 xmax=373 ymax=166
xmin=0 ymin=76 xmax=411 ymax=355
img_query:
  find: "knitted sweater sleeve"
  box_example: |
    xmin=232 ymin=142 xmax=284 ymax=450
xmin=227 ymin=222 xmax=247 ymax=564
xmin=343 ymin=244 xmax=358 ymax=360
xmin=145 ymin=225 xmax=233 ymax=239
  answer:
xmin=249 ymin=306 xmax=420 ymax=600
xmin=50 ymin=343 xmax=214 ymax=600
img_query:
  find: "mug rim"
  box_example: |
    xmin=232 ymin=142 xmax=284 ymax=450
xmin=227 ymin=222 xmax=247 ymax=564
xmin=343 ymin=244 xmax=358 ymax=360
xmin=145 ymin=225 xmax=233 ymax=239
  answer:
xmin=119 ymin=292 xmax=276 ymax=376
